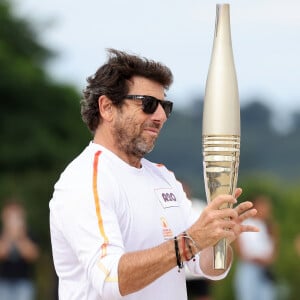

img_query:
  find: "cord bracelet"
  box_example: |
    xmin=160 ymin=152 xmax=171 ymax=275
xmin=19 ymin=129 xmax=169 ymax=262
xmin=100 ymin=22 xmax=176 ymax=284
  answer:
xmin=174 ymin=236 xmax=183 ymax=272
xmin=174 ymin=232 xmax=202 ymax=271
xmin=182 ymin=231 xmax=202 ymax=256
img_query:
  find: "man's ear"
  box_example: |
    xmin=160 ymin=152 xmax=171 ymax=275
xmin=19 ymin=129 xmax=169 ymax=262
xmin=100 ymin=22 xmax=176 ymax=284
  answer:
xmin=98 ymin=95 xmax=114 ymax=121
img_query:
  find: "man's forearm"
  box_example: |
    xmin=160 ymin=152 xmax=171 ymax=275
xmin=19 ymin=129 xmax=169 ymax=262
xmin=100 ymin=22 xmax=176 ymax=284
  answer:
xmin=15 ymin=238 xmax=40 ymax=262
xmin=118 ymin=238 xmax=177 ymax=296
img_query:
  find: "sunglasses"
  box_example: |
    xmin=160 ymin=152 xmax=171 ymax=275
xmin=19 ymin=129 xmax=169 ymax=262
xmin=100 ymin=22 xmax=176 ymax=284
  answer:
xmin=125 ymin=95 xmax=173 ymax=118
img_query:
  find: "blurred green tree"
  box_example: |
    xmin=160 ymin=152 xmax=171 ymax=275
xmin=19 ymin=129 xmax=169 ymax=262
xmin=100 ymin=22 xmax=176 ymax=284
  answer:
xmin=0 ymin=0 xmax=89 ymax=173
xmin=0 ymin=1 xmax=90 ymax=297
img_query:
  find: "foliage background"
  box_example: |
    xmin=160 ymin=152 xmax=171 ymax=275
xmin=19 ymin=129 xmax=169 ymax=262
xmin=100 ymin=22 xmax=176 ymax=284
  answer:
xmin=1 ymin=0 xmax=299 ymax=298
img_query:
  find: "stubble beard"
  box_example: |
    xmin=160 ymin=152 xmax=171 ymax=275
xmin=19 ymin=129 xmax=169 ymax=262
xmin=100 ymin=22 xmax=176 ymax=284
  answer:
xmin=113 ymin=117 xmax=158 ymax=160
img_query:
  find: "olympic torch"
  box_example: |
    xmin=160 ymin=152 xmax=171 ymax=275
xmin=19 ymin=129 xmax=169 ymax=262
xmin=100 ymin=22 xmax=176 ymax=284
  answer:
xmin=202 ymin=4 xmax=240 ymax=269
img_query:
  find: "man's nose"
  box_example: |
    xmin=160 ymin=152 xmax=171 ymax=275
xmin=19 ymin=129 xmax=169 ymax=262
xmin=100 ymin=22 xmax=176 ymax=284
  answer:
xmin=152 ymin=103 xmax=167 ymax=122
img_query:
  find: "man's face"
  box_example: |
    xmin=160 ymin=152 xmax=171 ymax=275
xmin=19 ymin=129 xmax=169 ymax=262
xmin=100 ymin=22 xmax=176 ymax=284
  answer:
xmin=112 ymin=76 xmax=168 ymax=160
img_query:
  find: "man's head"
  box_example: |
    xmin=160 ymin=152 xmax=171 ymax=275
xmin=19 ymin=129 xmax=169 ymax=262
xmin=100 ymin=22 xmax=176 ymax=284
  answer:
xmin=251 ymin=195 xmax=272 ymax=220
xmin=81 ymin=49 xmax=173 ymax=133
xmin=1 ymin=200 xmax=26 ymax=233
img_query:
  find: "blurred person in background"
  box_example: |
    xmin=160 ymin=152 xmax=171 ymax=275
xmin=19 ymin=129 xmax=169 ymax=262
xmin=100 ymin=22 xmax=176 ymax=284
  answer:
xmin=234 ymin=195 xmax=279 ymax=300
xmin=0 ymin=199 xmax=40 ymax=300
xmin=294 ymin=234 xmax=300 ymax=257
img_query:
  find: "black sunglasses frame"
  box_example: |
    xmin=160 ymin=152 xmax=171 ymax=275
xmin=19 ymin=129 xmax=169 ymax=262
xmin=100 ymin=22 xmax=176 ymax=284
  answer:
xmin=124 ymin=95 xmax=173 ymax=118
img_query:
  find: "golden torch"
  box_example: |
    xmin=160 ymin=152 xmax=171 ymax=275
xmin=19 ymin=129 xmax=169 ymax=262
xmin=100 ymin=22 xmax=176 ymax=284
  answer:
xmin=202 ymin=3 xmax=240 ymax=269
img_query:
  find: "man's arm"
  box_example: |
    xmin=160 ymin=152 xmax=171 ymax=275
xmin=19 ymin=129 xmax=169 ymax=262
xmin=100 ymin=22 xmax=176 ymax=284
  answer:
xmin=118 ymin=238 xmax=176 ymax=295
xmin=118 ymin=191 xmax=258 ymax=296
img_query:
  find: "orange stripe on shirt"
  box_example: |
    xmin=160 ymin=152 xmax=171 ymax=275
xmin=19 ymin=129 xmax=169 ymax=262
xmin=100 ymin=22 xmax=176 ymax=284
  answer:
xmin=93 ymin=150 xmax=109 ymax=257
xmin=156 ymin=163 xmax=165 ymax=167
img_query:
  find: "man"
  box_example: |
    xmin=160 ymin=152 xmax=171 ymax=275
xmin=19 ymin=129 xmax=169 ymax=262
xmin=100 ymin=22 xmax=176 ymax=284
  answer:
xmin=49 ymin=49 xmax=258 ymax=300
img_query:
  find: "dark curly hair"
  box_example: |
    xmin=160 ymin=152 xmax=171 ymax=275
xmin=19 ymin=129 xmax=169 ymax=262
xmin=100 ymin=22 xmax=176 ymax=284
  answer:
xmin=81 ymin=49 xmax=173 ymax=133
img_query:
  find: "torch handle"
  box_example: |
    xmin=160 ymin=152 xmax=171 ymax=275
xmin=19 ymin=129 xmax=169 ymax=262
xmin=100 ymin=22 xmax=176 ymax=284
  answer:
xmin=214 ymin=238 xmax=227 ymax=269
xmin=202 ymin=135 xmax=240 ymax=269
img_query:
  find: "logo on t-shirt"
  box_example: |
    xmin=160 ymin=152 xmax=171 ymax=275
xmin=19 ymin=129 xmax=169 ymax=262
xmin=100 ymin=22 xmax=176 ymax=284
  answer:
xmin=155 ymin=188 xmax=179 ymax=209
xmin=160 ymin=216 xmax=173 ymax=240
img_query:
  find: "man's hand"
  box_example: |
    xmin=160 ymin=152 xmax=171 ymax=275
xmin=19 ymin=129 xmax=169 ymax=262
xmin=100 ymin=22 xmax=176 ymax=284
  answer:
xmin=228 ymin=190 xmax=259 ymax=244
xmin=188 ymin=188 xmax=258 ymax=251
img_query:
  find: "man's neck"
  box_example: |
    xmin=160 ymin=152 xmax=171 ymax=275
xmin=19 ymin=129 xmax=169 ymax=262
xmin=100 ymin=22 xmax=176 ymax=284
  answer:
xmin=93 ymin=131 xmax=142 ymax=168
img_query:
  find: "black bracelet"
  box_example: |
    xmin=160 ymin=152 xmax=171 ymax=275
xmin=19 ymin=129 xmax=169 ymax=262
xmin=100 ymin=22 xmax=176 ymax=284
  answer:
xmin=174 ymin=236 xmax=183 ymax=272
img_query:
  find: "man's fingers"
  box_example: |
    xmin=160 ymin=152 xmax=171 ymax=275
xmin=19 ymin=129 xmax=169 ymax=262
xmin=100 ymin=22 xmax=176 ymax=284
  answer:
xmin=209 ymin=194 xmax=237 ymax=210
xmin=234 ymin=188 xmax=242 ymax=198
xmin=235 ymin=201 xmax=257 ymax=223
xmin=235 ymin=201 xmax=254 ymax=215
xmin=208 ymin=188 xmax=242 ymax=210
xmin=217 ymin=208 xmax=238 ymax=220
xmin=239 ymin=208 xmax=257 ymax=222
xmin=240 ymin=224 xmax=260 ymax=233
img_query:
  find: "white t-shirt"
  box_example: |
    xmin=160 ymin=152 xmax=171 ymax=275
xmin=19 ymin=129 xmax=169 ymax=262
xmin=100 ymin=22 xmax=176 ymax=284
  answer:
xmin=185 ymin=199 xmax=207 ymax=280
xmin=50 ymin=142 xmax=226 ymax=300
xmin=238 ymin=218 xmax=274 ymax=260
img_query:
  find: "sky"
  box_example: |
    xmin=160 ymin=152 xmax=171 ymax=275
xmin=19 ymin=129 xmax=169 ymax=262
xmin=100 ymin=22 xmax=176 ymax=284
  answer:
xmin=13 ymin=0 xmax=300 ymax=122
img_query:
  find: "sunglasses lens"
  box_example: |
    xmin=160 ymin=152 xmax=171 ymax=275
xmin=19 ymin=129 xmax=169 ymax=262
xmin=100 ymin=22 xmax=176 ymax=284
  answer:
xmin=142 ymin=97 xmax=173 ymax=118
xmin=162 ymin=102 xmax=172 ymax=118
xmin=126 ymin=95 xmax=172 ymax=118
xmin=142 ymin=97 xmax=159 ymax=114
